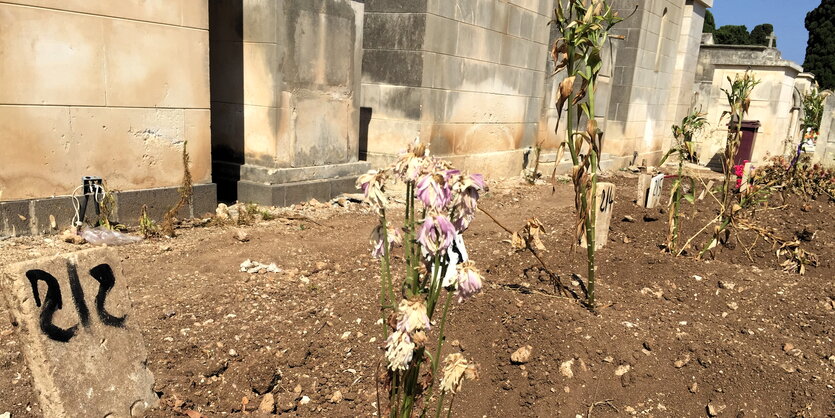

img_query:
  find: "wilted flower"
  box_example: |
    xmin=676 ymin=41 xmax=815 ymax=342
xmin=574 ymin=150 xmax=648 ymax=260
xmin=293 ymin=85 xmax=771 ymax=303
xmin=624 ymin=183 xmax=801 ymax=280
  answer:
xmin=439 ymin=353 xmax=478 ymax=394
xmin=455 ymin=261 xmax=483 ymax=302
xmin=385 ymin=329 xmax=415 ymax=371
xmin=394 ymin=152 xmax=426 ymax=182
xmin=356 ymin=170 xmax=388 ymax=209
xmin=370 ymin=224 xmax=402 ymax=258
xmin=451 ymin=174 xmax=485 ymax=230
xmin=417 ymin=213 xmax=455 ymax=254
xmin=416 ymin=173 xmax=451 ymax=209
xmin=396 ymin=298 xmax=430 ymax=334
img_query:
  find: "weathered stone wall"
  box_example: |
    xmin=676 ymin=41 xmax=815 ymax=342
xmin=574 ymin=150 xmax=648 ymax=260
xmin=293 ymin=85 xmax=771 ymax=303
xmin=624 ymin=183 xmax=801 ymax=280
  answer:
xmin=603 ymin=0 xmax=687 ymax=163
xmin=815 ymin=94 xmax=835 ymax=166
xmin=211 ymin=0 xmax=369 ymax=205
xmin=0 ymin=1 xmax=211 ymax=201
xmin=694 ymin=45 xmax=802 ymax=164
xmin=538 ymin=0 xmax=709 ymax=173
xmin=361 ymin=0 xmax=551 ymax=177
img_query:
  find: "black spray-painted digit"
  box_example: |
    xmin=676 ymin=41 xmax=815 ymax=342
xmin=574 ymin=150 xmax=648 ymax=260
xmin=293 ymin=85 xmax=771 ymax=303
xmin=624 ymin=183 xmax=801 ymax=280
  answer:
xmin=88 ymin=264 xmax=126 ymax=327
xmin=25 ymin=270 xmax=78 ymax=342
xmin=66 ymin=263 xmax=91 ymax=328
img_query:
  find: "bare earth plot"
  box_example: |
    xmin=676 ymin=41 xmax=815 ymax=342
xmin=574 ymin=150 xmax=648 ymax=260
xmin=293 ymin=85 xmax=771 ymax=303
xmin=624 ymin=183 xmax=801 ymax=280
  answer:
xmin=1 ymin=175 xmax=833 ymax=417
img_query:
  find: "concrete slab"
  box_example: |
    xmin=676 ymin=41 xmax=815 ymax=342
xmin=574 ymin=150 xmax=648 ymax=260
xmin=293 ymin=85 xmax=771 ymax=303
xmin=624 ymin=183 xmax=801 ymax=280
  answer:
xmin=0 ymin=247 xmax=158 ymax=417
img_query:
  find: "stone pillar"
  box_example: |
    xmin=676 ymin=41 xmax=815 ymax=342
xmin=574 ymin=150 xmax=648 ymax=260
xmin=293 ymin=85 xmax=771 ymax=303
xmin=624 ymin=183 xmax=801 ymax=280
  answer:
xmin=815 ymin=94 xmax=835 ymax=166
xmin=211 ymin=0 xmax=369 ymax=205
xmin=361 ymin=0 xmax=551 ymax=177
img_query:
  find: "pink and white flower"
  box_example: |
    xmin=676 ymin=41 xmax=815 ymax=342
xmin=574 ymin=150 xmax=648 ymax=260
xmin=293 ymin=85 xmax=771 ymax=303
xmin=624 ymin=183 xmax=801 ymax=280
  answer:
xmin=385 ymin=329 xmax=415 ymax=371
xmin=356 ymin=170 xmax=388 ymax=209
xmin=416 ymin=173 xmax=451 ymax=209
xmin=396 ymin=298 xmax=430 ymax=333
xmin=455 ymin=261 xmax=483 ymax=302
xmin=370 ymin=224 xmax=403 ymax=258
xmin=417 ymin=213 xmax=455 ymax=254
xmin=451 ymin=174 xmax=485 ymax=231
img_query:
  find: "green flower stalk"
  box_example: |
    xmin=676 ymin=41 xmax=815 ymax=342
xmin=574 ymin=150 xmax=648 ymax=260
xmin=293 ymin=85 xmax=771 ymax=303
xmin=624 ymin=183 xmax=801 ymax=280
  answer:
xmin=661 ymin=108 xmax=707 ymax=254
xmin=357 ymin=142 xmax=486 ymax=418
xmin=550 ymin=0 xmax=627 ymax=309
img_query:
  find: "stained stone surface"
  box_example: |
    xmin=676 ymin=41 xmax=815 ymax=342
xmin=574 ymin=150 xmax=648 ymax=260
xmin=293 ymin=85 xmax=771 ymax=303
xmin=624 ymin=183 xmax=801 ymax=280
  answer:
xmin=0 ymin=247 xmax=157 ymax=417
xmin=581 ymin=182 xmax=616 ymax=250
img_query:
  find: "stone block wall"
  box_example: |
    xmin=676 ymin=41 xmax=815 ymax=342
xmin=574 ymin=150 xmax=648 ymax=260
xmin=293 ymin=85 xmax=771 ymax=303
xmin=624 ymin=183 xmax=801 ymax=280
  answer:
xmin=538 ymin=0 xmax=708 ymax=173
xmin=694 ymin=45 xmax=802 ymax=164
xmin=211 ymin=0 xmax=369 ymax=205
xmin=0 ymin=0 xmax=211 ymax=201
xmin=603 ymin=0 xmax=687 ymax=162
xmin=361 ymin=0 xmax=552 ymax=177
xmin=816 ymin=94 xmax=835 ymax=166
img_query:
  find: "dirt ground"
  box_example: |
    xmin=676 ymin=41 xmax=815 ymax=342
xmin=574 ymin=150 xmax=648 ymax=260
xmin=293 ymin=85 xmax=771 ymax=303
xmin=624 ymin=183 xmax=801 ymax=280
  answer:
xmin=1 ymin=172 xmax=834 ymax=417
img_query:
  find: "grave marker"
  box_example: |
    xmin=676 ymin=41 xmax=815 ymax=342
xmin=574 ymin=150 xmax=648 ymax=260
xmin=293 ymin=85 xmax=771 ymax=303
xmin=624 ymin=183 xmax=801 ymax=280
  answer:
xmin=739 ymin=162 xmax=754 ymax=193
xmin=698 ymin=180 xmax=715 ymax=201
xmin=1 ymin=247 xmax=158 ymax=417
xmin=581 ymin=182 xmax=616 ymax=249
xmin=636 ymin=174 xmax=652 ymax=206
xmin=646 ymin=174 xmax=665 ymax=208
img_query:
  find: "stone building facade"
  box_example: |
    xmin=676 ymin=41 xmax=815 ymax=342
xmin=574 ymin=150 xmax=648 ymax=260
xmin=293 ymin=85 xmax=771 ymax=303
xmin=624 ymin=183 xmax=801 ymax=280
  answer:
xmin=0 ymin=0 xmax=212 ymax=201
xmin=694 ymin=43 xmax=812 ymax=165
xmin=4 ymin=0 xmax=822 ymax=236
xmin=360 ymin=0 xmax=552 ymax=178
xmin=209 ymin=0 xmax=369 ymax=205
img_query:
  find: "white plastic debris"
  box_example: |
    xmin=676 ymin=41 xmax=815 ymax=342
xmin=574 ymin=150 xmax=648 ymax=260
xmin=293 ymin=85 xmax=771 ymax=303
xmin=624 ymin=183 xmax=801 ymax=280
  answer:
xmin=240 ymin=259 xmax=282 ymax=274
xmin=81 ymin=226 xmax=142 ymax=246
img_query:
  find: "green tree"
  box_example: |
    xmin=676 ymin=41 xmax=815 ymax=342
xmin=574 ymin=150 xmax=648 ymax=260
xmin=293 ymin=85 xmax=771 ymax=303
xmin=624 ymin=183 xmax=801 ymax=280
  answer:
xmin=714 ymin=25 xmax=751 ymax=45
xmin=750 ymin=23 xmax=775 ymax=47
xmin=703 ymin=9 xmax=716 ymax=33
xmin=803 ymin=0 xmax=835 ymax=90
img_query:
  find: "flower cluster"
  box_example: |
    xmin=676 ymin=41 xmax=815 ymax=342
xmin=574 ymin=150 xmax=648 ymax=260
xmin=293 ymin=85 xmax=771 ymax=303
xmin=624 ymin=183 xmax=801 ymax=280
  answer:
xmin=385 ymin=298 xmax=430 ymax=371
xmin=358 ymin=142 xmax=487 ymax=377
xmin=451 ymin=261 xmax=484 ymax=302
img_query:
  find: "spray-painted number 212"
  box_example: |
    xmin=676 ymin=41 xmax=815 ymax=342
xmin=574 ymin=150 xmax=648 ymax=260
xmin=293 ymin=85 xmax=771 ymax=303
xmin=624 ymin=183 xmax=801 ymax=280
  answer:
xmin=25 ymin=263 xmax=126 ymax=342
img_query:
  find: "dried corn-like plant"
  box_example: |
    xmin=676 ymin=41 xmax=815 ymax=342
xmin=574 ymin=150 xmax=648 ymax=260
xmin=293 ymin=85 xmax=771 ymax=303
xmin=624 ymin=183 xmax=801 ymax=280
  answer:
xmin=660 ymin=108 xmax=707 ymax=254
xmin=700 ymin=72 xmax=760 ymax=258
xmin=549 ymin=0 xmax=628 ymax=308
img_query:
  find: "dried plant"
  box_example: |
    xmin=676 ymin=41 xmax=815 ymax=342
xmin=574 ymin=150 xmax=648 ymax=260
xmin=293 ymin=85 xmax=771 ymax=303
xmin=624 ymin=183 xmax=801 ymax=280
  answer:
xmin=161 ymin=141 xmax=193 ymax=237
xmin=736 ymin=220 xmax=818 ymax=275
xmin=660 ymin=108 xmax=707 ymax=253
xmin=699 ymin=72 xmax=759 ymax=258
xmin=97 ymin=181 xmax=119 ymax=230
xmin=549 ymin=0 xmax=628 ymax=308
xmin=138 ymin=205 xmax=160 ymax=238
xmin=357 ymin=142 xmax=485 ymax=417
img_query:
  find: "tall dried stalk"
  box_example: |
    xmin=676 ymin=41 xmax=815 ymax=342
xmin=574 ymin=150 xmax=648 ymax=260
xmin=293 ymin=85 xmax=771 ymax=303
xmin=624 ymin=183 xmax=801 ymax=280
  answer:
xmin=660 ymin=108 xmax=707 ymax=253
xmin=161 ymin=141 xmax=193 ymax=237
xmin=550 ymin=0 xmax=627 ymax=308
xmin=699 ymin=72 xmax=759 ymax=257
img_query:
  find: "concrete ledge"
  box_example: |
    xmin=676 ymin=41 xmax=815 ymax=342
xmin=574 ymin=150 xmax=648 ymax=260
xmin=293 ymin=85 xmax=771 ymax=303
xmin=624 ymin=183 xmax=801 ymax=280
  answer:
xmin=0 ymin=184 xmax=217 ymax=237
xmin=237 ymin=176 xmax=363 ymax=206
xmin=217 ymin=160 xmax=372 ymax=206
xmin=365 ymin=149 xmax=527 ymax=179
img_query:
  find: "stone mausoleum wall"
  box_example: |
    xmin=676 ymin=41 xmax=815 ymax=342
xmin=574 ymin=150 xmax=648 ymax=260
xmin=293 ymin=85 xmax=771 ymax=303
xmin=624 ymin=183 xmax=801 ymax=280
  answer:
xmin=210 ymin=0 xmax=370 ymax=205
xmin=361 ymin=0 xmax=552 ymax=177
xmin=538 ymin=0 xmax=710 ymax=173
xmin=694 ymin=45 xmax=805 ymax=165
xmin=0 ymin=0 xmax=212 ymax=201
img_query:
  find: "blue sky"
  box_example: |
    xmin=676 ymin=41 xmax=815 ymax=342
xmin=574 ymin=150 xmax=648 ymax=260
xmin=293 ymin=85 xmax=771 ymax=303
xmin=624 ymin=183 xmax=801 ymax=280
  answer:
xmin=710 ymin=0 xmax=820 ymax=66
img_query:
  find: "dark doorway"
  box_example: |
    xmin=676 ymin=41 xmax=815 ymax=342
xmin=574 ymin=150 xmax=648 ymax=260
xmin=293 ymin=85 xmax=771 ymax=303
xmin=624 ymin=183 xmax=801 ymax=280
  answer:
xmin=209 ymin=0 xmax=244 ymax=203
xmin=359 ymin=107 xmax=372 ymax=161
